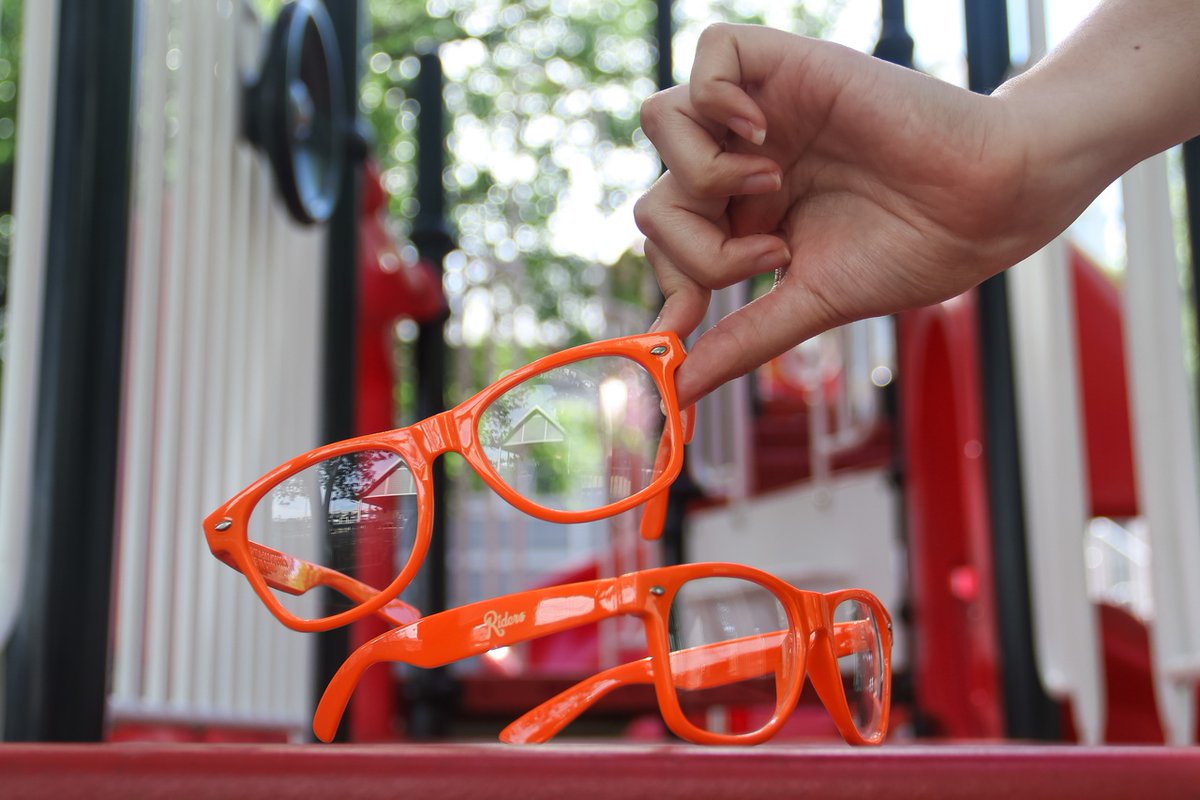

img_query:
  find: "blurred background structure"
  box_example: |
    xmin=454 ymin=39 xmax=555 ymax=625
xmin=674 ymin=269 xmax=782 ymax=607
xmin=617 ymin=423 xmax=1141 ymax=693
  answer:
xmin=0 ymin=0 xmax=1198 ymax=764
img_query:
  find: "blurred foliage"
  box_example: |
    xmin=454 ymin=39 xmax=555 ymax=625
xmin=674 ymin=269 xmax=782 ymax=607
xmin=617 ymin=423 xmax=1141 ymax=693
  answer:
xmin=361 ymin=0 xmax=838 ymax=412
xmin=0 ymin=0 xmax=22 ymax=390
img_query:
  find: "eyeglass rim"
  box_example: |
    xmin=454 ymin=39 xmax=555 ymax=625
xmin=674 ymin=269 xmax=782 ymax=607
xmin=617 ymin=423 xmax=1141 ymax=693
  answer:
xmin=457 ymin=343 xmax=685 ymax=522
xmin=202 ymin=438 xmax=437 ymax=632
xmin=820 ymin=589 xmax=892 ymax=743
xmin=203 ymin=332 xmax=688 ymax=632
xmin=647 ymin=569 xmax=892 ymax=746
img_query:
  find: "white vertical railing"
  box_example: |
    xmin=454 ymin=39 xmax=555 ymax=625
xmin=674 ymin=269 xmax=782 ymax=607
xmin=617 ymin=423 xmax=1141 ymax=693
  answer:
xmin=0 ymin=0 xmax=59 ymax=639
xmin=111 ymin=0 xmax=170 ymax=708
xmin=1120 ymin=153 xmax=1200 ymax=745
xmin=0 ymin=0 xmax=61 ymax=734
xmin=107 ymin=0 xmax=325 ymax=733
xmin=1008 ymin=235 xmax=1105 ymax=744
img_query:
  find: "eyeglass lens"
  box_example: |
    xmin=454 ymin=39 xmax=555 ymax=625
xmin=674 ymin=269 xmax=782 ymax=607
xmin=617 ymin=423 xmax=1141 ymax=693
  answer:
xmin=667 ymin=576 xmax=793 ymax=736
xmin=833 ymin=598 xmax=885 ymax=739
xmin=246 ymin=448 xmax=421 ymax=616
xmin=477 ymin=355 xmax=669 ymax=513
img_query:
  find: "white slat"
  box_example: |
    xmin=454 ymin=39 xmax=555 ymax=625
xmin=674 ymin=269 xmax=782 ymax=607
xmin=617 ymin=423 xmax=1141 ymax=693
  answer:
xmin=0 ymin=0 xmax=60 ymax=651
xmin=143 ymin=0 xmax=197 ymax=707
xmin=1008 ymin=236 xmax=1105 ymax=744
xmin=107 ymin=0 xmax=324 ymax=732
xmin=170 ymin=0 xmax=219 ymax=709
xmin=193 ymin=0 xmax=239 ymax=712
xmin=112 ymin=0 xmax=171 ymax=706
xmin=1120 ymin=153 xmax=1200 ymax=745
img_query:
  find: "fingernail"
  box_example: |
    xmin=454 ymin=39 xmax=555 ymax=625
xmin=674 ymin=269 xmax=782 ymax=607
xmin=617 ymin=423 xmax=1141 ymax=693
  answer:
xmin=740 ymin=172 xmax=781 ymax=194
xmin=648 ymin=313 xmax=664 ymax=333
xmin=757 ymin=248 xmax=791 ymax=272
xmin=728 ymin=116 xmax=766 ymax=146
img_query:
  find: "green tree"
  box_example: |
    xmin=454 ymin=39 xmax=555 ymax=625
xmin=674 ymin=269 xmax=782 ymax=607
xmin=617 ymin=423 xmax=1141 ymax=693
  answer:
xmin=360 ymin=0 xmax=838 ymax=488
xmin=0 ymin=0 xmax=22 ymax=391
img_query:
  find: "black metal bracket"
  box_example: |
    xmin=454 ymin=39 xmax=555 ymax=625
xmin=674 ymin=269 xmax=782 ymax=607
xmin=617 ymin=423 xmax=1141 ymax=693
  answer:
xmin=243 ymin=0 xmax=349 ymax=225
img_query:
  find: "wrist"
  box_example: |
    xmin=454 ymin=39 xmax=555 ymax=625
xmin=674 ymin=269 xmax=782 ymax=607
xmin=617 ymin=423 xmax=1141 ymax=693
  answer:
xmin=986 ymin=73 xmax=1131 ymax=260
xmin=990 ymin=0 xmax=1200 ymax=247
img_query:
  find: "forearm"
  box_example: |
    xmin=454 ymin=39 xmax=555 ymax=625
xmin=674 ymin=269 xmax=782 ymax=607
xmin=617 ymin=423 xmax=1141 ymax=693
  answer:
xmin=995 ymin=0 xmax=1200 ymax=228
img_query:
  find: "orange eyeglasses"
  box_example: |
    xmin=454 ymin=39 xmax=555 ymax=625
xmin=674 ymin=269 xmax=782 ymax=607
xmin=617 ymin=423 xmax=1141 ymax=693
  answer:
xmin=314 ymin=562 xmax=892 ymax=746
xmin=203 ymin=332 xmax=694 ymax=632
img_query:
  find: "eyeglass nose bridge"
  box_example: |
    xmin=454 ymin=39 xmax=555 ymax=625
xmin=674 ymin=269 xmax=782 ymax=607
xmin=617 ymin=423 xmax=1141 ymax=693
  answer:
xmin=411 ymin=410 xmax=461 ymax=457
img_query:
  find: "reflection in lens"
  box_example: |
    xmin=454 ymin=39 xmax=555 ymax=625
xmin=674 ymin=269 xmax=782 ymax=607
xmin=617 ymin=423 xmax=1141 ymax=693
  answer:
xmin=833 ymin=598 xmax=885 ymax=738
xmin=477 ymin=356 xmax=667 ymax=513
xmin=246 ymin=449 xmax=419 ymax=618
xmin=667 ymin=577 xmax=792 ymax=736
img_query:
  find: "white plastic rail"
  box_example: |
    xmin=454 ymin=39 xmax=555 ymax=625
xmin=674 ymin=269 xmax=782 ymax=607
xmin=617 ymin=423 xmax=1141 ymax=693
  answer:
xmin=0 ymin=0 xmax=59 ymax=656
xmin=106 ymin=0 xmax=324 ymax=734
xmin=1008 ymin=235 xmax=1105 ymax=744
xmin=1120 ymin=153 xmax=1200 ymax=745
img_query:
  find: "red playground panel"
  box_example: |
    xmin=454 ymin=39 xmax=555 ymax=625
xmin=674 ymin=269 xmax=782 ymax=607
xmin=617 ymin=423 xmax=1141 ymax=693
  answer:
xmin=2 ymin=743 xmax=1198 ymax=800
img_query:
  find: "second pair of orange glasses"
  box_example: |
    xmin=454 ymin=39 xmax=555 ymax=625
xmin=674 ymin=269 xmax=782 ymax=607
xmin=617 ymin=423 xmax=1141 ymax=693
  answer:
xmin=313 ymin=562 xmax=893 ymax=746
xmin=203 ymin=332 xmax=694 ymax=631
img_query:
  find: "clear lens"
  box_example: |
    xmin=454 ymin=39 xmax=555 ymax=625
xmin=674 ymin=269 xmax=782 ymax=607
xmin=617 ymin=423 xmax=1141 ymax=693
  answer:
xmin=833 ymin=598 xmax=885 ymax=738
xmin=246 ymin=449 xmax=420 ymax=618
xmin=477 ymin=356 xmax=668 ymax=513
xmin=667 ymin=576 xmax=792 ymax=736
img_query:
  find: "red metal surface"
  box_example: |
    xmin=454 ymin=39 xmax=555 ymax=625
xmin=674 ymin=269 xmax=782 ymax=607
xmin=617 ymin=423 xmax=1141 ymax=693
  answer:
xmin=1058 ymin=603 xmax=1200 ymax=744
xmin=107 ymin=724 xmax=289 ymax=744
xmin=897 ymin=294 xmax=1004 ymax=738
xmin=2 ymin=743 xmax=1197 ymax=800
xmin=1066 ymin=603 xmax=1164 ymax=743
xmin=1070 ymin=247 xmax=1138 ymax=518
xmin=750 ymin=400 xmax=893 ymax=494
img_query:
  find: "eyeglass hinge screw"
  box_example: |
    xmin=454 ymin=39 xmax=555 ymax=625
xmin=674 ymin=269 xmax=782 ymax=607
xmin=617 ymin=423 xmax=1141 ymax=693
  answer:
xmin=650 ymin=345 xmax=668 ymax=356
xmin=649 ymin=585 xmax=665 ymax=596
xmin=215 ymin=519 xmax=233 ymax=531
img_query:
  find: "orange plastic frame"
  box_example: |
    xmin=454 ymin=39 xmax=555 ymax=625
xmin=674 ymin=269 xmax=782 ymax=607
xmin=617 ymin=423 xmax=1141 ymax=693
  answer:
xmin=204 ymin=332 xmax=694 ymax=632
xmin=314 ymin=562 xmax=893 ymax=746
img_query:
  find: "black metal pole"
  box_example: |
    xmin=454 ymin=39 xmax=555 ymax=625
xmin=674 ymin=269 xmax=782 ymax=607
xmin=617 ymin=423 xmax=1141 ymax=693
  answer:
xmin=964 ymin=0 xmax=1060 ymax=741
xmin=871 ymin=0 xmax=921 ymax=730
xmin=411 ymin=51 xmax=454 ymax=618
xmin=874 ymin=0 xmax=914 ymax=68
xmin=655 ymin=0 xmax=673 ymax=92
xmin=314 ymin=0 xmax=363 ymax=743
xmin=652 ymin=0 xmax=700 ymax=569
xmin=2 ymin=0 xmax=136 ymax=741
xmin=405 ymin=49 xmax=458 ymax=739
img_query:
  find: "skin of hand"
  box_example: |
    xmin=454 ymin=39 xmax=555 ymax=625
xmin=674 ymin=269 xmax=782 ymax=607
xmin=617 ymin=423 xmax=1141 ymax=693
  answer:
xmin=637 ymin=5 xmax=1200 ymax=406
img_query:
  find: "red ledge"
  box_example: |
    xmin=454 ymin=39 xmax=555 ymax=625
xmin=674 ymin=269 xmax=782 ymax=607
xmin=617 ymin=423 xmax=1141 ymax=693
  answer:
xmin=1 ymin=743 xmax=1197 ymax=800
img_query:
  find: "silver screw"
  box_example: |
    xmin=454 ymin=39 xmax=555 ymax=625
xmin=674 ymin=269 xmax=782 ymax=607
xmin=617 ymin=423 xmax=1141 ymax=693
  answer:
xmin=650 ymin=345 xmax=668 ymax=356
xmin=649 ymin=585 xmax=665 ymax=596
xmin=215 ymin=519 xmax=233 ymax=531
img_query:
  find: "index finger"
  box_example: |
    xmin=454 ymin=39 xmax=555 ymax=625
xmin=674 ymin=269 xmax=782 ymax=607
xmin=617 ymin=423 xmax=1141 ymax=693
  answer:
xmin=688 ymin=24 xmax=811 ymax=141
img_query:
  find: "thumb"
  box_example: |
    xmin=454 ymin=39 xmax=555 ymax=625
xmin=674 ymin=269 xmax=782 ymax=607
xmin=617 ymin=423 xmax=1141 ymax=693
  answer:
xmin=673 ymin=275 xmax=842 ymax=406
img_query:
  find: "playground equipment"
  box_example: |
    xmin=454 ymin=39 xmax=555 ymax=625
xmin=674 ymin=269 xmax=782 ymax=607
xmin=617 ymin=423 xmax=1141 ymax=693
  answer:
xmin=0 ymin=4 xmax=1198 ymax=793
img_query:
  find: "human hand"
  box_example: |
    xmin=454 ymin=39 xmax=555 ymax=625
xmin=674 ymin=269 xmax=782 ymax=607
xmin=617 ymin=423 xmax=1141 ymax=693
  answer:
xmin=636 ymin=24 xmax=1052 ymax=405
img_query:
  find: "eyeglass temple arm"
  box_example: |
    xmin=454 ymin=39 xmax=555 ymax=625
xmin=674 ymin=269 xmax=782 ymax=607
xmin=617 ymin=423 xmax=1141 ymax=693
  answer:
xmin=313 ymin=575 xmax=633 ymax=742
xmin=638 ymin=405 xmax=695 ymax=541
xmin=228 ymin=542 xmax=421 ymax=627
xmin=501 ymin=620 xmax=872 ymax=744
